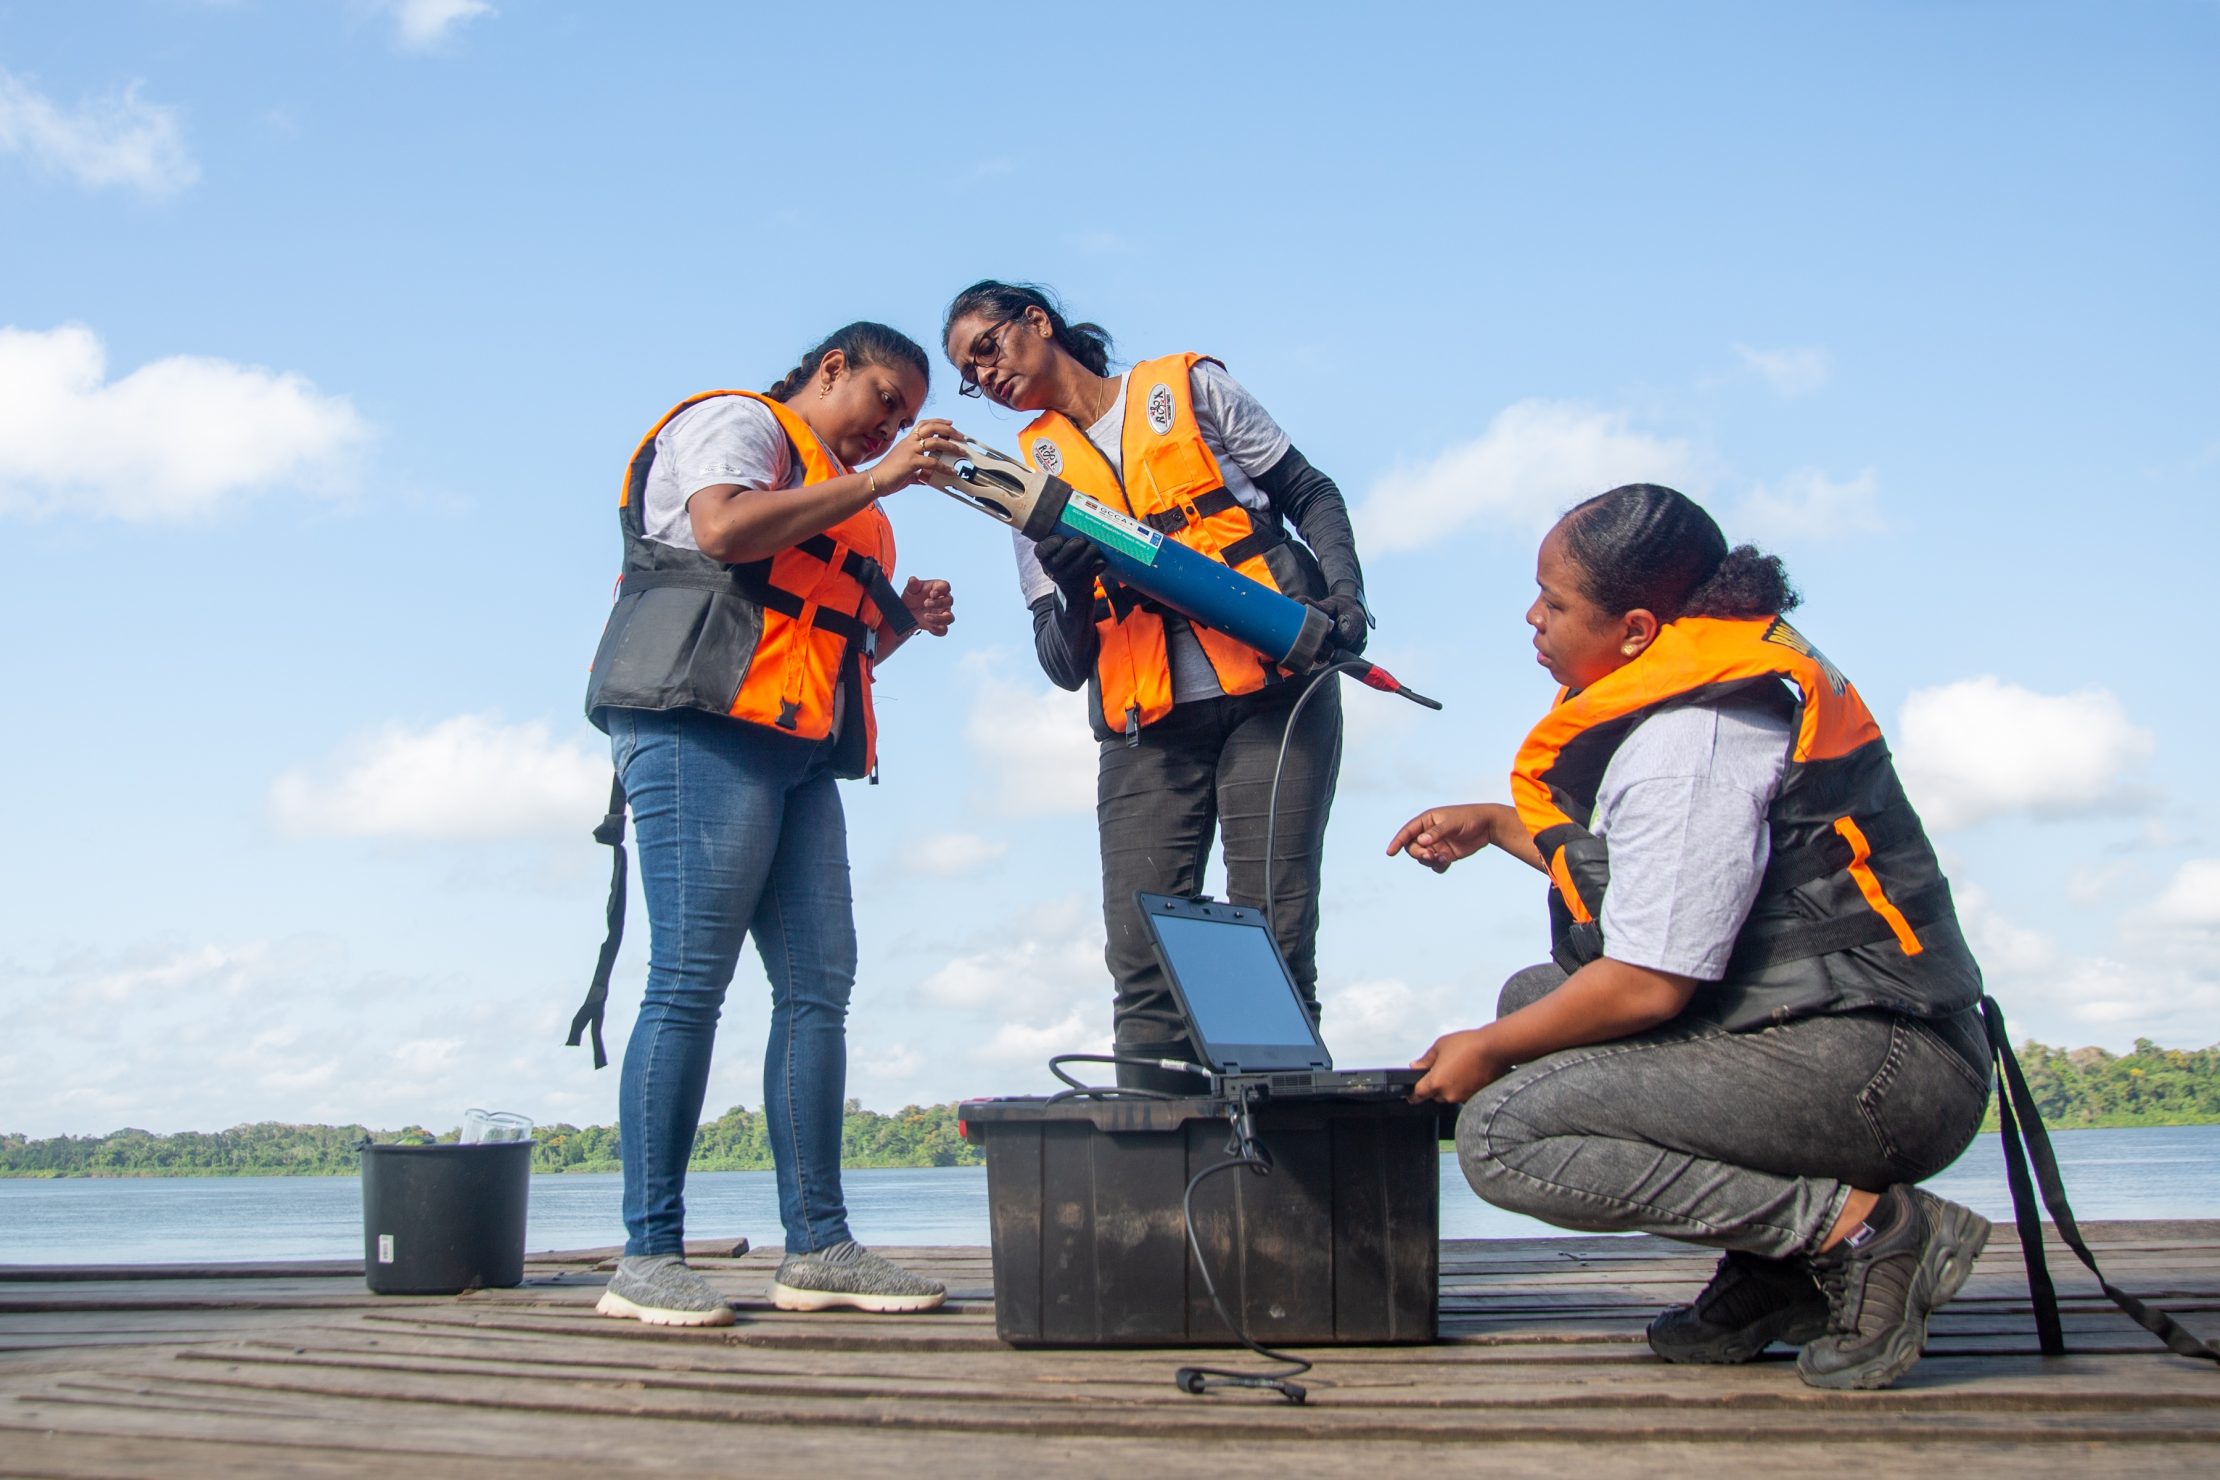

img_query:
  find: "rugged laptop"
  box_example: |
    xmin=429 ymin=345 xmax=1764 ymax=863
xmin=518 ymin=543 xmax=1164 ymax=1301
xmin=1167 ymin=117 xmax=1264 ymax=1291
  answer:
xmin=1136 ymin=891 xmax=1423 ymax=1099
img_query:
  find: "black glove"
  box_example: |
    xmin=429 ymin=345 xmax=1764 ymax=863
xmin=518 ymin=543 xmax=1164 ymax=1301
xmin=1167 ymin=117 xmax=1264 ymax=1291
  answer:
xmin=1035 ymin=533 xmax=1107 ymax=603
xmin=1313 ymin=584 xmax=1370 ymax=655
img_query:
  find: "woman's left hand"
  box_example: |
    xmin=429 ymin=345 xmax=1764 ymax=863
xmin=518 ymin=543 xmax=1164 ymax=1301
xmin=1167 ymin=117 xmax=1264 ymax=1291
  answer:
xmin=1410 ymin=1028 xmax=1505 ymax=1104
xmin=902 ymin=577 xmax=954 ymax=636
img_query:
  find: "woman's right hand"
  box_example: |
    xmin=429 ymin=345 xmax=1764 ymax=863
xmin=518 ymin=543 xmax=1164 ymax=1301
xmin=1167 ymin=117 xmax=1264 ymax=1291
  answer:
xmin=1386 ymin=803 xmax=1507 ymax=873
xmin=869 ymin=419 xmax=963 ymax=493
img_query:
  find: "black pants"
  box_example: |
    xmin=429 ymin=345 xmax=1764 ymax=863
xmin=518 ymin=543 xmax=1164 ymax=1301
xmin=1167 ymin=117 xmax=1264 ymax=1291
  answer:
xmin=1097 ymin=678 xmax=1343 ymax=1091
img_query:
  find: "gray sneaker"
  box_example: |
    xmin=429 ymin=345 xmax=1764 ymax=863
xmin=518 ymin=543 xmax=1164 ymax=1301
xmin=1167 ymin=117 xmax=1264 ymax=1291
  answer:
xmin=1798 ymin=1186 xmax=1990 ymax=1390
xmin=596 ymin=1254 xmax=737 ymax=1328
xmin=770 ymin=1240 xmax=946 ymax=1313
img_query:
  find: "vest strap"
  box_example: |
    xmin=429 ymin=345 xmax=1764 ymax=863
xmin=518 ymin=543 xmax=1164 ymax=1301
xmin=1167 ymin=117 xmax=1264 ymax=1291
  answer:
xmin=1218 ymin=524 xmax=1287 ymax=570
xmin=1725 ymin=880 xmax=1953 ymax=971
xmin=1142 ymin=487 xmax=1240 ymax=533
xmin=565 ymin=773 xmax=629 ymax=1070
xmin=795 ymin=535 xmax=917 ymax=637
xmin=1982 ymin=997 xmax=2220 ymax=1364
xmin=621 ymin=568 xmax=875 ymax=645
xmin=1760 ymin=810 xmax=1922 ymax=893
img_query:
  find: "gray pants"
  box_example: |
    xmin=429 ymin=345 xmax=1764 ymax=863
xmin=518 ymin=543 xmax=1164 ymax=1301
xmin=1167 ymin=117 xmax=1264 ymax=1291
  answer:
xmin=1456 ymin=964 xmax=1992 ymax=1258
xmin=1098 ymin=680 xmax=1343 ymax=1088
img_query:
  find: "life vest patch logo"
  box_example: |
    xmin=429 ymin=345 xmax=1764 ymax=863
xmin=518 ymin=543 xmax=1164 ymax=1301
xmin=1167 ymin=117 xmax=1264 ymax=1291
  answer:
xmin=1763 ymin=619 xmax=1849 ymax=695
xmin=1030 ymin=438 xmax=1062 ymax=475
xmin=1146 ymin=383 xmax=1175 ymax=434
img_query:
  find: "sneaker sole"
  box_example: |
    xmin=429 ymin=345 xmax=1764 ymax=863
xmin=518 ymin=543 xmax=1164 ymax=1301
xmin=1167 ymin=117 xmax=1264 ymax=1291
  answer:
xmin=768 ymin=1280 xmax=946 ymax=1314
xmin=1648 ymin=1304 xmax=1831 ymax=1364
xmin=1799 ymin=1198 xmax=1991 ymax=1391
xmin=595 ymin=1287 xmax=737 ymax=1327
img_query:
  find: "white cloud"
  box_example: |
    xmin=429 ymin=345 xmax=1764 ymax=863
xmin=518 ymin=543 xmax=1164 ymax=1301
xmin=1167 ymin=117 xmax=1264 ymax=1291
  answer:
xmin=1895 ymin=677 xmax=2155 ymax=831
xmin=2148 ymin=859 xmax=2220 ymax=930
xmin=1955 ymin=886 xmax=2220 ymax=1049
xmin=271 ymin=713 xmax=607 ymax=841
xmin=980 ymin=1011 xmax=1105 ymax=1064
xmin=919 ymin=897 xmax=1101 ymax=1010
xmin=377 ymin=0 xmax=495 ymax=50
xmin=910 ymin=832 xmax=1010 ymax=877
xmin=0 ymin=324 xmax=369 ymax=520
xmin=394 ymin=1038 xmax=464 ymax=1074
xmin=0 ymin=68 xmax=197 ymax=198
xmin=1318 ymin=975 xmax=1468 ymax=1069
xmin=1734 ymin=467 xmax=1883 ymax=543
xmin=1731 ymin=343 xmax=1832 ymax=398
xmin=959 ymin=654 xmax=1097 ymax=816
xmin=1355 ymin=399 xmax=1698 ymax=554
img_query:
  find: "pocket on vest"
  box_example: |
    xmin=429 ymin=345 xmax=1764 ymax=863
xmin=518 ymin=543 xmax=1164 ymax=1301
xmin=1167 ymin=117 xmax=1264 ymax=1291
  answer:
xmin=584 ymin=586 xmax=764 ymax=722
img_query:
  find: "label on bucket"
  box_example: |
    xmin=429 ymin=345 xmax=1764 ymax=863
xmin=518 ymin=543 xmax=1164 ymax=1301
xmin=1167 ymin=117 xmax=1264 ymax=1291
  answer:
xmin=377 ymin=1234 xmax=395 ymax=1264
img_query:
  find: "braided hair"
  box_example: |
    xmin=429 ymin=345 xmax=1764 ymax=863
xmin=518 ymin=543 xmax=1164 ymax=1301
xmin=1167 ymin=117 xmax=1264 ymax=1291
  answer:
xmin=1558 ymin=484 xmax=1800 ymax=620
xmin=764 ymin=322 xmax=930 ymax=402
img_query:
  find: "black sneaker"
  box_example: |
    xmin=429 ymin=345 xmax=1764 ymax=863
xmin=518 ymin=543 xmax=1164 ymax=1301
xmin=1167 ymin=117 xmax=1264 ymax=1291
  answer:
xmin=1798 ymin=1185 xmax=1990 ymax=1390
xmin=1647 ymin=1251 xmax=1830 ymax=1364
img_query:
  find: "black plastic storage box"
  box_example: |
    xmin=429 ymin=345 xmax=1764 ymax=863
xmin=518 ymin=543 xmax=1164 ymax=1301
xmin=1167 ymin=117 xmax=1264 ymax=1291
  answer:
xmin=359 ymin=1140 xmax=533 ymax=1295
xmin=960 ymin=1095 xmax=1439 ymax=1346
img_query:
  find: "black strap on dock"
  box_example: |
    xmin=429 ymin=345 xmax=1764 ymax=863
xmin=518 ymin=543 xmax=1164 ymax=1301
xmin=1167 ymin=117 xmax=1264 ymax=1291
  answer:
xmin=1983 ymin=996 xmax=2218 ymax=1365
xmin=566 ymin=773 xmax=629 ymax=1070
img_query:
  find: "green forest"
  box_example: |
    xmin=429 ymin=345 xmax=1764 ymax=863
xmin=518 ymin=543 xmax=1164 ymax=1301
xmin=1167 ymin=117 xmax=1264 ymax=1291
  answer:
xmin=4 ymin=1037 xmax=2216 ymax=1177
xmin=0 ymin=1099 xmax=980 ymax=1178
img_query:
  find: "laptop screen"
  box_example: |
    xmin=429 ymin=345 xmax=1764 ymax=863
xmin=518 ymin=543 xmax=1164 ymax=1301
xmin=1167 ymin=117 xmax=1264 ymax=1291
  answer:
xmin=1147 ymin=909 xmax=1325 ymax=1064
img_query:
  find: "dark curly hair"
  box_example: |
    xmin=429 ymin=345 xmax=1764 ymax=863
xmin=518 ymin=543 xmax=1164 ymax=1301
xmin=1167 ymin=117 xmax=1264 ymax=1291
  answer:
xmin=941 ymin=280 xmax=1113 ymax=386
xmin=764 ymin=321 xmax=930 ymax=403
xmin=1558 ymin=483 xmax=1799 ymax=620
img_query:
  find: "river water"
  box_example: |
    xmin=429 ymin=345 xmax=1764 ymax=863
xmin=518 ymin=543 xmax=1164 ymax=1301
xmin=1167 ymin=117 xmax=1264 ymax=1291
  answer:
xmin=2 ymin=1124 xmax=2213 ymax=1266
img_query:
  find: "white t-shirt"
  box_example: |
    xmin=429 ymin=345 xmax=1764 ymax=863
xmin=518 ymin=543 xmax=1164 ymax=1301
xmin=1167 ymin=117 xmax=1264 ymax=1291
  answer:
xmin=1590 ymin=688 xmax=1796 ymax=980
xmin=641 ymin=396 xmax=820 ymax=552
xmin=633 ymin=393 xmax=854 ymax=733
xmin=1012 ymin=361 xmax=1293 ymax=703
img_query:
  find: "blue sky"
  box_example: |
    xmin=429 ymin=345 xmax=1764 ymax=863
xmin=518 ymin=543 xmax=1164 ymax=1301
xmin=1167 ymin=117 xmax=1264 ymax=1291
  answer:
xmin=2 ymin=1 xmax=2215 ymax=1139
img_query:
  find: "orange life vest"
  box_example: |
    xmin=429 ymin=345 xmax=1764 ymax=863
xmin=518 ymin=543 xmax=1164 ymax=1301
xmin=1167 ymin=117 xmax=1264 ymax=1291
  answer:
xmin=1021 ymin=354 xmax=1302 ymax=739
xmin=584 ymin=389 xmax=909 ymax=781
xmin=1511 ymin=615 xmax=1982 ymax=1031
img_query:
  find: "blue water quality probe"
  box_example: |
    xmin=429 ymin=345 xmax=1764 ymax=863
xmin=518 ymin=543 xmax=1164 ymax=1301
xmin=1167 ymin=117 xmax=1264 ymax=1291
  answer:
xmin=928 ymin=439 xmax=1442 ymax=711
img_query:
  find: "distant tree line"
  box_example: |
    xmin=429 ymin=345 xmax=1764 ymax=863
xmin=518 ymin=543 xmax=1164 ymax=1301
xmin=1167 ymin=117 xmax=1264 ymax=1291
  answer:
xmin=1984 ymin=1039 xmax=2220 ymax=1129
xmin=0 ymin=1100 xmax=981 ymax=1178
xmin=7 ymin=1040 xmax=2218 ymax=1177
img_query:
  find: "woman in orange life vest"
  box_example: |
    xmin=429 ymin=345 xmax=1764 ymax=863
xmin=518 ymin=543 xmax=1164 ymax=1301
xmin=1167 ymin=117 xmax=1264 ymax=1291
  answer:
xmin=940 ymin=281 xmax=1372 ymax=1091
xmin=1388 ymin=484 xmax=1993 ymax=1392
xmin=579 ymin=323 xmax=960 ymax=1327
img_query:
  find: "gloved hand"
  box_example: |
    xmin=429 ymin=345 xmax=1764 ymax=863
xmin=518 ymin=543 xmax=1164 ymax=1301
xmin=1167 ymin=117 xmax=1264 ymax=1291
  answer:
xmin=1034 ymin=533 xmax=1107 ymax=603
xmin=1313 ymin=584 xmax=1370 ymax=654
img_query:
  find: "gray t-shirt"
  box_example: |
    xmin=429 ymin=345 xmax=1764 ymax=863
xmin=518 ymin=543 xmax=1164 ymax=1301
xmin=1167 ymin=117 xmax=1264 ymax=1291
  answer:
xmin=1590 ymin=688 xmax=1796 ymax=980
xmin=641 ymin=396 xmax=812 ymax=552
xmin=1012 ymin=361 xmax=1292 ymax=704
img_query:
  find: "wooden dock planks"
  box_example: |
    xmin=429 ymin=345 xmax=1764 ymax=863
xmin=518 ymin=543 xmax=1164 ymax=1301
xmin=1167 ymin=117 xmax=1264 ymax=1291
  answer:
xmin=2 ymin=1223 xmax=2215 ymax=1477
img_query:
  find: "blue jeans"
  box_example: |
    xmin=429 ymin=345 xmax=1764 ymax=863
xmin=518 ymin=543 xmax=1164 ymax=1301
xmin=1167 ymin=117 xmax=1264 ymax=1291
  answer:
xmin=609 ymin=707 xmax=856 ymax=1257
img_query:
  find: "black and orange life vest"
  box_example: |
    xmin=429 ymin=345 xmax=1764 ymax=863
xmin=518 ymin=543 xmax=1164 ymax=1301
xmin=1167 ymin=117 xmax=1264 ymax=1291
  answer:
xmin=1021 ymin=354 xmax=1321 ymax=741
xmin=1510 ymin=615 xmax=1982 ymax=1031
xmin=583 ymin=389 xmax=913 ymax=781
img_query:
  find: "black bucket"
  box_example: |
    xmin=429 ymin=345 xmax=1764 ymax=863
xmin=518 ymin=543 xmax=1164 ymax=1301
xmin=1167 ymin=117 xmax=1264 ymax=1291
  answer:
xmin=359 ymin=1140 xmax=533 ymax=1294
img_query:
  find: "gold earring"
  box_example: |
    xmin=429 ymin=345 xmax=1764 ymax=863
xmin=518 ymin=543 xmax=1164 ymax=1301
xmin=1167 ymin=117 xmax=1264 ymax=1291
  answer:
xmin=1622 ymin=644 xmax=1638 ymax=655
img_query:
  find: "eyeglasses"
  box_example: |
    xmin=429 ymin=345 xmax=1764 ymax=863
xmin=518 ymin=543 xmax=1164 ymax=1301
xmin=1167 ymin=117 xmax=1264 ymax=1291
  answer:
xmin=956 ymin=315 xmax=1023 ymax=398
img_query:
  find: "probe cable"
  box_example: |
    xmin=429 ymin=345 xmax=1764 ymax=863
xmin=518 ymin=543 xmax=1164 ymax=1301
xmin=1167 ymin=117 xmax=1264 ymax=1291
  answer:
xmin=1043 ymin=1052 xmax=1212 ymax=1103
xmin=1174 ymin=1094 xmax=1313 ymax=1404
